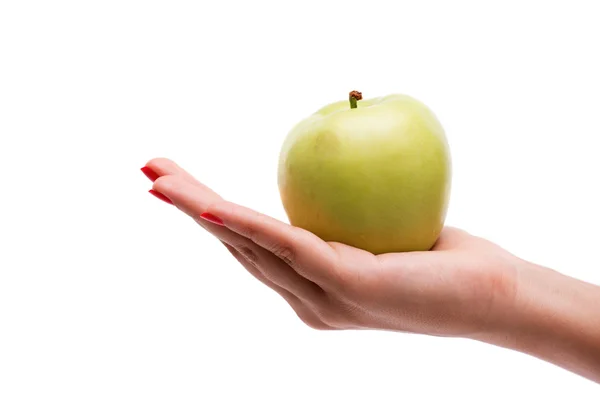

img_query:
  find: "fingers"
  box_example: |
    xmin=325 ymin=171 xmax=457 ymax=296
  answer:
xmin=151 ymin=174 xmax=326 ymax=303
xmin=152 ymin=174 xmax=220 ymax=216
xmin=223 ymin=243 xmax=333 ymax=330
xmin=141 ymin=160 xmax=337 ymax=330
xmin=221 ymin=242 xmax=299 ymax=301
xmin=204 ymin=223 xmax=325 ymax=303
xmin=204 ymin=201 xmax=341 ymax=288
xmin=151 ymin=173 xmax=340 ymax=289
xmin=143 ymin=157 xmax=222 ymax=201
xmin=219 ymin=236 xmax=324 ymax=304
xmin=226 ymin=240 xmax=331 ymax=330
xmin=143 ymin=158 xmax=196 ymax=183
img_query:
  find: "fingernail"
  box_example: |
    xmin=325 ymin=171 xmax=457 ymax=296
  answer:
xmin=149 ymin=189 xmax=173 ymax=205
xmin=141 ymin=166 xmax=159 ymax=182
xmin=200 ymin=212 xmax=224 ymax=226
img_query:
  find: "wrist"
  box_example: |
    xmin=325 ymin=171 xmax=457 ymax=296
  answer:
xmin=473 ymin=260 xmax=600 ymax=382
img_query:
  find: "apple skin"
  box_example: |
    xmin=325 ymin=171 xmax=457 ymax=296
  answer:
xmin=277 ymin=93 xmax=452 ymax=254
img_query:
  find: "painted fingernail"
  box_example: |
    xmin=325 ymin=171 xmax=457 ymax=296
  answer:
xmin=200 ymin=212 xmax=224 ymax=226
xmin=141 ymin=166 xmax=159 ymax=182
xmin=149 ymin=189 xmax=173 ymax=205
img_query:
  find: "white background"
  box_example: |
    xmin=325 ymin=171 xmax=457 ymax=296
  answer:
xmin=1 ymin=0 xmax=599 ymax=398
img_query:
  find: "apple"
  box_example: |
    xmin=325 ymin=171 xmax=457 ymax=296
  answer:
xmin=277 ymin=91 xmax=451 ymax=254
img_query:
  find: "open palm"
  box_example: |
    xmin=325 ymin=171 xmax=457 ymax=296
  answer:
xmin=142 ymin=158 xmax=520 ymax=339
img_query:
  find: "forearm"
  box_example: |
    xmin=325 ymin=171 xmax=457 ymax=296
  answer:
xmin=480 ymin=261 xmax=600 ymax=383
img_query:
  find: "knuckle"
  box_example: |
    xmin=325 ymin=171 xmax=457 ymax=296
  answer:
xmin=241 ymin=224 xmax=258 ymax=244
xmin=235 ymin=244 xmax=260 ymax=265
xmin=288 ymin=298 xmax=334 ymax=331
xmin=314 ymin=298 xmax=360 ymax=329
xmin=296 ymin=311 xmax=332 ymax=331
xmin=317 ymin=308 xmax=344 ymax=328
xmin=305 ymin=320 xmax=332 ymax=331
xmin=270 ymin=243 xmax=296 ymax=266
xmin=242 ymin=210 xmax=266 ymax=241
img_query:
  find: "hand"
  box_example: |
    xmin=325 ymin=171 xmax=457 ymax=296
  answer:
xmin=141 ymin=158 xmax=522 ymax=338
xmin=142 ymin=157 xmax=600 ymax=383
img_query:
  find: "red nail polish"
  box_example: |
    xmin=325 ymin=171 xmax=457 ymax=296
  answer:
xmin=200 ymin=212 xmax=224 ymax=226
xmin=141 ymin=166 xmax=159 ymax=182
xmin=149 ymin=189 xmax=173 ymax=205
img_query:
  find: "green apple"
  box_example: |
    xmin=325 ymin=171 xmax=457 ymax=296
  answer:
xmin=277 ymin=91 xmax=451 ymax=254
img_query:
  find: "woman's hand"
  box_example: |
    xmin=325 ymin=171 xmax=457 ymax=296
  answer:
xmin=141 ymin=158 xmax=521 ymax=338
xmin=142 ymin=157 xmax=600 ymax=383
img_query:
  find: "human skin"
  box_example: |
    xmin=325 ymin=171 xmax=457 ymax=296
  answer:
xmin=141 ymin=157 xmax=600 ymax=384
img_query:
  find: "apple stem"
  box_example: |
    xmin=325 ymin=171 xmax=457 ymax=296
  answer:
xmin=349 ymin=90 xmax=363 ymax=109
